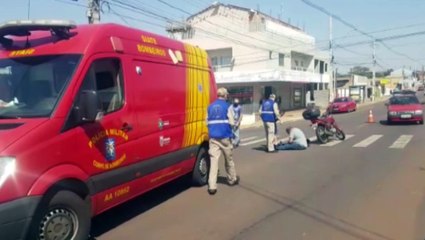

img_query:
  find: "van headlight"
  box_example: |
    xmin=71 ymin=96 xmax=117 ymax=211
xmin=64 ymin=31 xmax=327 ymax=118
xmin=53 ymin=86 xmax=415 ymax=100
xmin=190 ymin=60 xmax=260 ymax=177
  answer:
xmin=0 ymin=157 xmax=16 ymax=187
xmin=415 ymin=110 xmax=423 ymax=115
xmin=388 ymin=111 xmax=397 ymax=116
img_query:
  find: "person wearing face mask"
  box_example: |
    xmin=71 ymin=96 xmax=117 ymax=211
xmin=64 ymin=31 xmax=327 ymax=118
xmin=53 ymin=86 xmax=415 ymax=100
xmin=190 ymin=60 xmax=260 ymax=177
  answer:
xmin=229 ymin=98 xmax=243 ymax=147
xmin=206 ymin=88 xmax=240 ymax=195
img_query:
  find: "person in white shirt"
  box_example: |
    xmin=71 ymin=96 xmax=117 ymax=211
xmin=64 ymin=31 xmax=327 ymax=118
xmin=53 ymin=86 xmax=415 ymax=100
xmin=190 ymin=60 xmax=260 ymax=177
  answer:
xmin=275 ymin=127 xmax=308 ymax=150
xmin=229 ymin=98 xmax=243 ymax=147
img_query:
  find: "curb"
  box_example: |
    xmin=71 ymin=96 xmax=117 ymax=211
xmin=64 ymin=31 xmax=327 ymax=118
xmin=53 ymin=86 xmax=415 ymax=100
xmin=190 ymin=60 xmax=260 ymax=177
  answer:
xmin=240 ymin=96 xmax=389 ymax=130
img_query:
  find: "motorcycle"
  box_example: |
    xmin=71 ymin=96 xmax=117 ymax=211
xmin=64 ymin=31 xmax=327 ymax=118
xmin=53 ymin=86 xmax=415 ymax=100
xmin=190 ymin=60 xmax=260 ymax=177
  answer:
xmin=303 ymin=105 xmax=345 ymax=144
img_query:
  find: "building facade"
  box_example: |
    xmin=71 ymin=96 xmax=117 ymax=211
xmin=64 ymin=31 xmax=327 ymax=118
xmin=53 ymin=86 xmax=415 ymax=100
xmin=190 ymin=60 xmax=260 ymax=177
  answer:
xmin=167 ymin=3 xmax=331 ymax=124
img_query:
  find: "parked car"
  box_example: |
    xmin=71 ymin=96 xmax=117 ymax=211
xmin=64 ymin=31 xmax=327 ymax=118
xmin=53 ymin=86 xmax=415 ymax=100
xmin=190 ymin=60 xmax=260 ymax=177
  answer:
xmin=328 ymin=97 xmax=357 ymax=113
xmin=392 ymin=89 xmax=416 ymax=95
xmin=386 ymin=94 xmax=424 ymax=124
xmin=417 ymin=86 xmax=424 ymax=91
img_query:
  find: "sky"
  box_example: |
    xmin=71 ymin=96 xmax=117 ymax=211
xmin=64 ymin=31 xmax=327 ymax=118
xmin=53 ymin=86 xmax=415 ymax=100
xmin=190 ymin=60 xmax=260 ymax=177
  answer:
xmin=1 ymin=0 xmax=425 ymax=74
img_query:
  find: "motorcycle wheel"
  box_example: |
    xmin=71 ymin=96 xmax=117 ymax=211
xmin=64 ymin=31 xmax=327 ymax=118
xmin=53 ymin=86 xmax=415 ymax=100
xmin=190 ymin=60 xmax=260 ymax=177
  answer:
xmin=335 ymin=129 xmax=345 ymax=140
xmin=316 ymin=125 xmax=328 ymax=144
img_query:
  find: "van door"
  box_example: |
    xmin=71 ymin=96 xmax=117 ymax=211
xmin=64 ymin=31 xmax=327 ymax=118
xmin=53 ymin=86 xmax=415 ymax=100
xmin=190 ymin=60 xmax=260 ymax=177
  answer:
xmin=62 ymin=56 xmax=139 ymax=204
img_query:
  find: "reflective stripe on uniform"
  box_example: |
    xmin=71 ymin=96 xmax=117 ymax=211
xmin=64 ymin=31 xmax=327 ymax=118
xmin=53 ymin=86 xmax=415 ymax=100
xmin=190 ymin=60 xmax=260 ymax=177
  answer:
xmin=208 ymin=119 xmax=230 ymax=124
xmin=261 ymin=111 xmax=274 ymax=114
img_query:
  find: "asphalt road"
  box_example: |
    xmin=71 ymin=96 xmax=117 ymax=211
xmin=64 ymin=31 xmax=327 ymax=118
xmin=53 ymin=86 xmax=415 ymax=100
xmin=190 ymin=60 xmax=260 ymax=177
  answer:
xmin=93 ymin=93 xmax=425 ymax=240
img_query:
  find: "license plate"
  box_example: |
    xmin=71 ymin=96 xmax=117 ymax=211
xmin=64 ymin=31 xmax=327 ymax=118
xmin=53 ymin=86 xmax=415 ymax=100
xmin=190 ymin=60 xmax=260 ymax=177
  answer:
xmin=401 ymin=114 xmax=412 ymax=119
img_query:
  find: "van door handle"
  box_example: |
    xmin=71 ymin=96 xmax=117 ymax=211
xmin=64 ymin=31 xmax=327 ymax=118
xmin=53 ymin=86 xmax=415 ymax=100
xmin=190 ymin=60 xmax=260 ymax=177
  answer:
xmin=121 ymin=123 xmax=133 ymax=132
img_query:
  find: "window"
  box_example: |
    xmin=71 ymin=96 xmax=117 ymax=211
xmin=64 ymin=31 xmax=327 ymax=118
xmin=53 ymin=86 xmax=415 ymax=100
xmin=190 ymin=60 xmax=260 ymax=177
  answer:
xmin=228 ymin=86 xmax=253 ymax=103
xmin=278 ymin=53 xmax=284 ymax=66
xmin=79 ymin=58 xmax=124 ymax=114
xmin=211 ymin=57 xmax=218 ymax=67
xmin=0 ymin=54 xmax=80 ymax=118
xmin=210 ymin=56 xmax=232 ymax=71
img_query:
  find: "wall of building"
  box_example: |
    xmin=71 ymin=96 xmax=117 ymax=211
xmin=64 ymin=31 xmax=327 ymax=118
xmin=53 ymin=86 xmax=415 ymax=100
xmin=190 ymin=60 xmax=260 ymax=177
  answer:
xmin=179 ymin=4 xmax=322 ymax=73
xmin=310 ymin=90 xmax=329 ymax=109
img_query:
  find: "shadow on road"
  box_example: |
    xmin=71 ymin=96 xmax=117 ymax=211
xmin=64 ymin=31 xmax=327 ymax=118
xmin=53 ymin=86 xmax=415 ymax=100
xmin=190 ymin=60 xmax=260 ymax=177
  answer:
xmin=251 ymin=145 xmax=267 ymax=152
xmin=379 ymin=120 xmax=423 ymax=126
xmin=89 ymin=175 xmax=192 ymax=239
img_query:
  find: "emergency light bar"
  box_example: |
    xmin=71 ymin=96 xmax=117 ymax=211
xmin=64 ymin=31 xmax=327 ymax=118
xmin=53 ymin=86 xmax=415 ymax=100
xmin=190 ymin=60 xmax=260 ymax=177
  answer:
xmin=0 ymin=19 xmax=76 ymax=47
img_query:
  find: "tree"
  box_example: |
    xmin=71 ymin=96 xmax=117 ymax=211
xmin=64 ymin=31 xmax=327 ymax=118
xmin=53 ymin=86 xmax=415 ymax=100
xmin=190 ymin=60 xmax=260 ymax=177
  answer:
xmin=349 ymin=66 xmax=371 ymax=77
xmin=349 ymin=66 xmax=393 ymax=78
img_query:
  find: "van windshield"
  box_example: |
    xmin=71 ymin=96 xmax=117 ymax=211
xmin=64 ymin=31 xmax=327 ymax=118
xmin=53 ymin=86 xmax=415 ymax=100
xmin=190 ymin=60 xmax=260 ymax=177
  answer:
xmin=0 ymin=54 xmax=81 ymax=118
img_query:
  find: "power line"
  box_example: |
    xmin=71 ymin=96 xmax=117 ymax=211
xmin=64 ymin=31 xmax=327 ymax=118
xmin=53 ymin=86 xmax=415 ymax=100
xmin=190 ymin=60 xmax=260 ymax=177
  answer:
xmin=334 ymin=44 xmax=370 ymax=57
xmin=299 ymin=0 xmax=423 ymax=68
xmin=55 ymin=0 xmax=86 ymax=8
xmin=300 ymin=0 xmax=375 ymax=40
xmin=336 ymin=30 xmax=425 ymax=48
xmin=110 ymin=0 xmax=322 ymax=57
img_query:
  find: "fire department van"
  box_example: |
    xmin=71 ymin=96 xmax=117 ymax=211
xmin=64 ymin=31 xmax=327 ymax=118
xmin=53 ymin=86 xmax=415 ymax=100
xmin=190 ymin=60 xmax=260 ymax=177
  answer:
xmin=0 ymin=20 xmax=216 ymax=240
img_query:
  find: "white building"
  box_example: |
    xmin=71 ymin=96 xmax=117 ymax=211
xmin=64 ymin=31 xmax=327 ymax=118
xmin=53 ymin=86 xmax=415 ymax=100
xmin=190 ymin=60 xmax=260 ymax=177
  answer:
xmin=390 ymin=68 xmax=418 ymax=90
xmin=167 ymin=3 xmax=330 ymax=124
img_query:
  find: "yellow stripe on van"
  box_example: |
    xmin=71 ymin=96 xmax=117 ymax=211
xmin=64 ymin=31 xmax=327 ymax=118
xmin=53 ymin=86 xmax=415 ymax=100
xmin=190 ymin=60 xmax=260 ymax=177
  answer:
xmin=182 ymin=45 xmax=210 ymax=148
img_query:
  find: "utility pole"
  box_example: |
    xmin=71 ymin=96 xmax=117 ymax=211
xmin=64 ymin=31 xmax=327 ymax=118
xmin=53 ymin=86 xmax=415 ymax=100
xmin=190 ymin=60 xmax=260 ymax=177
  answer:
xmin=372 ymin=40 xmax=376 ymax=101
xmin=335 ymin=68 xmax=338 ymax=97
xmin=87 ymin=0 xmax=101 ymax=24
xmin=27 ymin=0 xmax=31 ymax=19
xmin=329 ymin=16 xmax=334 ymax=102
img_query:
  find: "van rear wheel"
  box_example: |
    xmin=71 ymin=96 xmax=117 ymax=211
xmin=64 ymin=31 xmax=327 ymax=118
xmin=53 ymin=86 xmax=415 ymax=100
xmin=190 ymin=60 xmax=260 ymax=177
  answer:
xmin=192 ymin=147 xmax=210 ymax=186
xmin=29 ymin=190 xmax=91 ymax=240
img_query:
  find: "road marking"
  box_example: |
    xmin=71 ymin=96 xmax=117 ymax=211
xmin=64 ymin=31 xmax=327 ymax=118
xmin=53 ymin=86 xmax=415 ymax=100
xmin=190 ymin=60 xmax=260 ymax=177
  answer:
xmin=353 ymin=135 xmax=383 ymax=147
xmin=240 ymin=137 xmax=289 ymax=146
xmin=389 ymin=135 xmax=413 ymax=149
xmin=239 ymin=138 xmax=266 ymax=146
xmin=240 ymin=136 xmax=258 ymax=142
xmin=320 ymin=134 xmax=355 ymax=147
xmin=309 ymin=136 xmax=317 ymax=142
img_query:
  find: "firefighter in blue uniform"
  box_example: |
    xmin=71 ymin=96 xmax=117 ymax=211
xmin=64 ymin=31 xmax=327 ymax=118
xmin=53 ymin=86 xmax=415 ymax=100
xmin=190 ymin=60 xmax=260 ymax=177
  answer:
xmin=206 ymin=88 xmax=239 ymax=195
xmin=260 ymin=94 xmax=281 ymax=152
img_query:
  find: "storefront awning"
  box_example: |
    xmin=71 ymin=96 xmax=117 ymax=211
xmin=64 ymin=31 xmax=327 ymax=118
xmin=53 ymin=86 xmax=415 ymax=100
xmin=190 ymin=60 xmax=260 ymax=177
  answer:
xmin=214 ymin=69 xmax=330 ymax=84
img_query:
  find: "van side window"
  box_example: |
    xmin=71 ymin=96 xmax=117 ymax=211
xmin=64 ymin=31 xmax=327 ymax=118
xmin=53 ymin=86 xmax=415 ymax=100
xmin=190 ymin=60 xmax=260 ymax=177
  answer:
xmin=80 ymin=58 xmax=124 ymax=114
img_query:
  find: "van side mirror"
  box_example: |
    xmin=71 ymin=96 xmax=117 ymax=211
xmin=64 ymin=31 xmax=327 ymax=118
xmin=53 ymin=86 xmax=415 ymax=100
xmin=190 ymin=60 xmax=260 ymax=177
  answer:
xmin=77 ymin=90 xmax=103 ymax=123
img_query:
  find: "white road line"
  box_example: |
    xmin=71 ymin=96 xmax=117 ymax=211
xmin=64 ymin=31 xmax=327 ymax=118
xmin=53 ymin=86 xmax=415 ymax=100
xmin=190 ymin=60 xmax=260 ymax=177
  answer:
xmin=309 ymin=136 xmax=317 ymax=142
xmin=320 ymin=134 xmax=354 ymax=147
xmin=240 ymin=136 xmax=258 ymax=142
xmin=353 ymin=135 xmax=383 ymax=148
xmin=389 ymin=135 xmax=413 ymax=149
xmin=239 ymin=137 xmax=288 ymax=146
xmin=239 ymin=138 xmax=266 ymax=146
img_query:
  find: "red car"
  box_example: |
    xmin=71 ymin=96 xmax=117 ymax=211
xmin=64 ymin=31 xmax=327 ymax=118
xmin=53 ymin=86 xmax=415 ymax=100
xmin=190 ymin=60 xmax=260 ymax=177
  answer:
xmin=387 ymin=95 xmax=424 ymax=124
xmin=329 ymin=97 xmax=357 ymax=113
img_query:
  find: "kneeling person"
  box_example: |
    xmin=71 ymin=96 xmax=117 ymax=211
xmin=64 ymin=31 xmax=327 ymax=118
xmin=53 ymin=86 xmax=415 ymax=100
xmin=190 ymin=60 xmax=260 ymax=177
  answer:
xmin=275 ymin=127 xmax=308 ymax=150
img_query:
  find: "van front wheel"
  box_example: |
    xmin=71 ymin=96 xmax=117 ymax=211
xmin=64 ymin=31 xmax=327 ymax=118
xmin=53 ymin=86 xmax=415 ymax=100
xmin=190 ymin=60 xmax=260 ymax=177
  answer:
xmin=29 ymin=190 xmax=91 ymax=240
xmin=192 ymin=147 xmax=210 ymax=186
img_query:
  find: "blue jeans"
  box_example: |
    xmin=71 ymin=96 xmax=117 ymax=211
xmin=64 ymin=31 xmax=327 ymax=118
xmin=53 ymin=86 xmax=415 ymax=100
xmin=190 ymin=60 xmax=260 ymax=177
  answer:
xmin=275 ymin=142 xmax=306 ymax=151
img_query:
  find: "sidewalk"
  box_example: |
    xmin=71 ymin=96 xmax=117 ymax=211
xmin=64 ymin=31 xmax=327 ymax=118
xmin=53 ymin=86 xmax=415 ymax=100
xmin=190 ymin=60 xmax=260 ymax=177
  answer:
xmin=240 ymin=96 xmax=389 ymax=129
